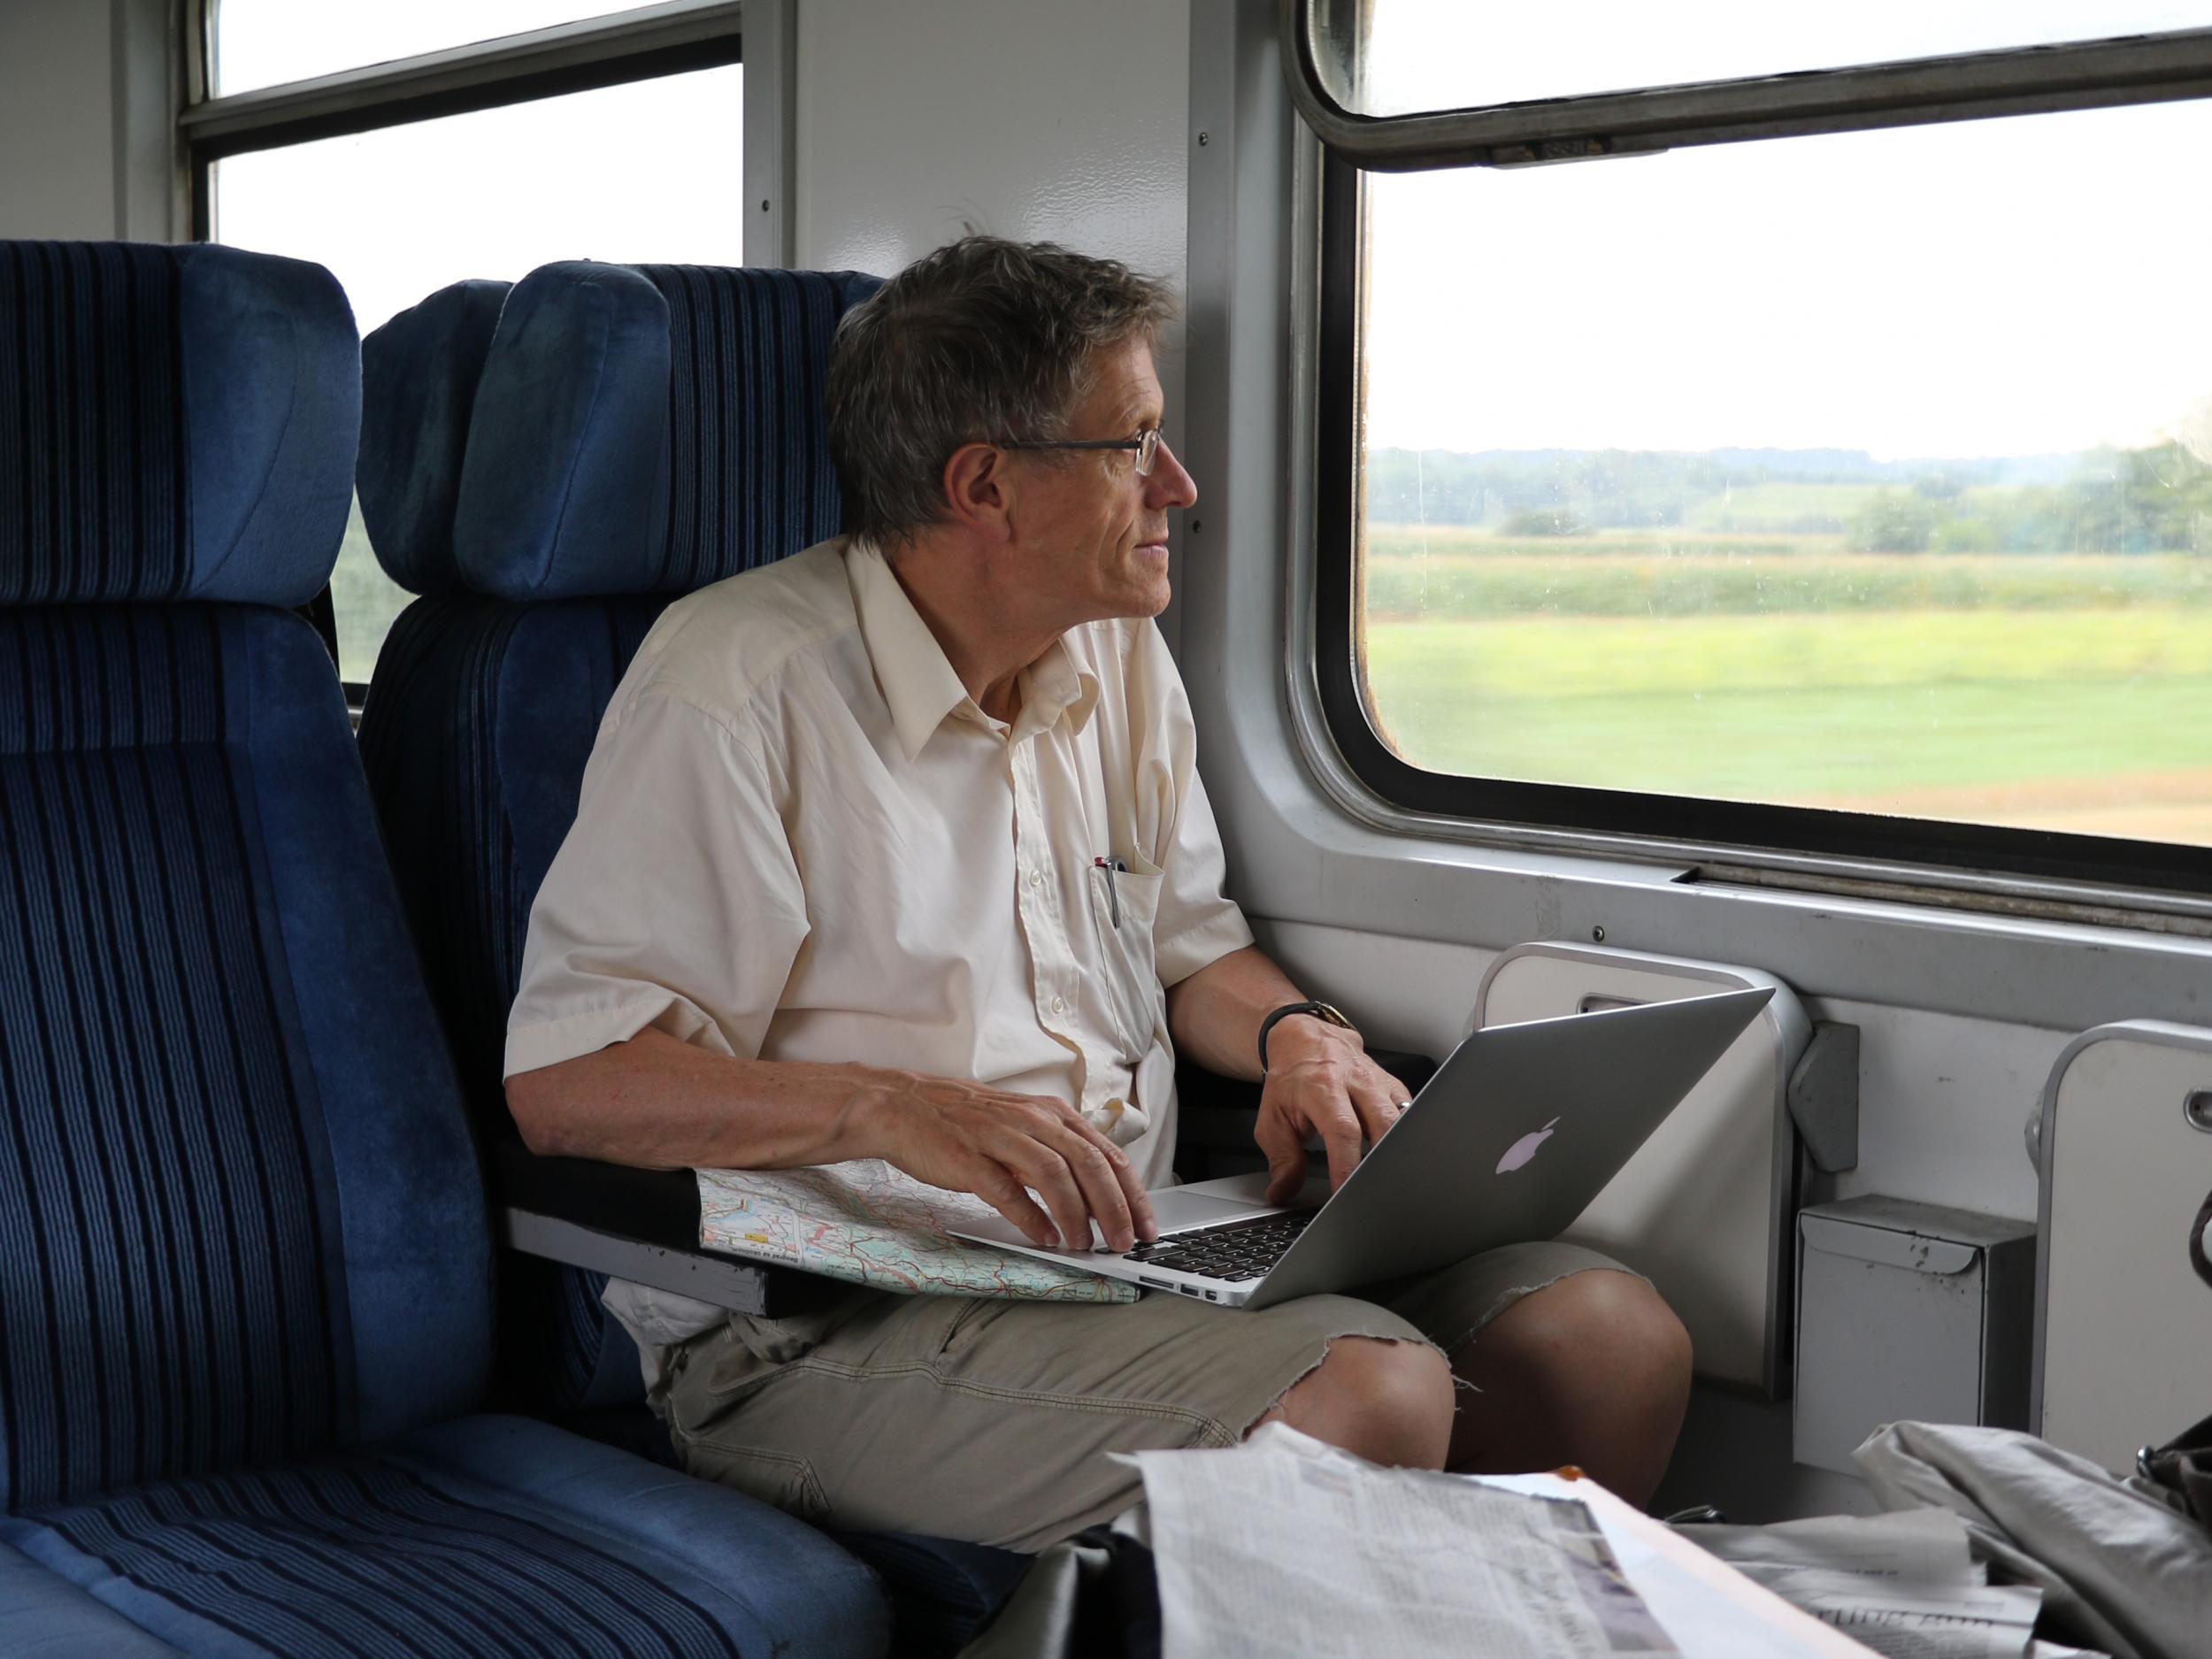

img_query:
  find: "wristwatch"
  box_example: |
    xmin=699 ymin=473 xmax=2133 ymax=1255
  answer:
xmin=1257 ymin=1000 xmax=1356 ymax=1073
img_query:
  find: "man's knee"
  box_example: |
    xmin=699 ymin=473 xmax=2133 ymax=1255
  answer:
xmin=1491 ymin=1269 xmax=1693 ymax=1409
xmin=1452 ymin=1269 xmax=1692 ymax=1503
xmin=1258 ymin=1335 xmax=1454 ymax=1470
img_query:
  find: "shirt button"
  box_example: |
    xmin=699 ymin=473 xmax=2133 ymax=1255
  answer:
xmin=1029 ymin=871 xmax=1043 ymax=888
xmin=1052 ymin=996 xmax=1066 ymax=1014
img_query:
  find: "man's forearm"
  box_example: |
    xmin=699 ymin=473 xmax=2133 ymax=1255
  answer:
xmin=505 ymin=1026 xmax=890 ymax=1170
xmin=505 ymin=1025 xmax=1160 ymax=1248
xmin=1164 ymin=944 xmax=1318 ymax=1081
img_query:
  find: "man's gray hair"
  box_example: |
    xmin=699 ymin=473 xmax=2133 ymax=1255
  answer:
xmin=827 ymin=235 xmax=1177 ymax=548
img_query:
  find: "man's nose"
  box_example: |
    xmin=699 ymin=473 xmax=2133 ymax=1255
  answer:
xmin=1147 ymin=436 xmax=1198 ymax=511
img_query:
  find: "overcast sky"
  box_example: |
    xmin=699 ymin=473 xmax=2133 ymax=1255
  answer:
xmin=1358 ymin=4 xmax=2212 ymax=460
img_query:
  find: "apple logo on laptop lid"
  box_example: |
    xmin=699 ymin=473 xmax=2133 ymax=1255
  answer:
xmin=1496 ymin=1117 xmax=1560 ymax=1175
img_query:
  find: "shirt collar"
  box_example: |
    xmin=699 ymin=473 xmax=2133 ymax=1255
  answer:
xmin=848 ymin=537 xmax=970 ymax=761
xmin=1018 ymin=634 xmax=1101 ymax=745
xmin=847 ymin=537 xmax=1100 ymax=759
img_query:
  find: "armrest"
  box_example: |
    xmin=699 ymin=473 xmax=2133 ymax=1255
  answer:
xmin=495 ymin=1138 xmax=702 ymax=1248
xmin=490 ymin=1137 xmax=830 ymax=1317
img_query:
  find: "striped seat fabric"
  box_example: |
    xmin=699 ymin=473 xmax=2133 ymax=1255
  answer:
xmin=0 ymin=242 xmax=887 ymax=1658
xmin=0 ymin=610 xmax=360 ymax=1513
xmin=9 ymin=1415 xmax=865 ymax=1659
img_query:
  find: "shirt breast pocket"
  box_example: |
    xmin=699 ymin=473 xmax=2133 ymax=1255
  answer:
xmin=1085 ymin=856 xmax=1165 ymax=1063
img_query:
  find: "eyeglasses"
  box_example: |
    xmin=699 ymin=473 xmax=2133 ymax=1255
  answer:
xmin=995 ymin=426 xmax=1166 ymax=477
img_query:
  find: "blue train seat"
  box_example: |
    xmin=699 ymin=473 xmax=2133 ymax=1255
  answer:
xmin=0 ymin=240 xmax=887 ymax=1659
xmin=355 ymin=260 xmax=1033 ymax=1655
xmin=356 ymin=260 xmax=880 ymax=1411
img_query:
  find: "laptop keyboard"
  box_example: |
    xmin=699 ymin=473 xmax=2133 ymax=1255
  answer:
xmin=1124 ymin=1211 xmax=1315 ymax=1282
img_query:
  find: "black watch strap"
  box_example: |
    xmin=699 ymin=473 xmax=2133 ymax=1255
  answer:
xmin=1257 ymin=1000 xmax=1354 ymax=1073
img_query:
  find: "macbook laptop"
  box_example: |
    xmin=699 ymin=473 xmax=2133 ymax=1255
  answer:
xmin=950 ymin=987 xmax=1773 ymax=1309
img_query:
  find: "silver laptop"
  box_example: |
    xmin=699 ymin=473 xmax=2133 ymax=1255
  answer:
xmin=951 ymin=987 xmax=1773 ymax=1309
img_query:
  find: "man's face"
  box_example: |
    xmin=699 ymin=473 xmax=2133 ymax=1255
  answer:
xmin=1006 ymin=336 xmax=1198 ymax=624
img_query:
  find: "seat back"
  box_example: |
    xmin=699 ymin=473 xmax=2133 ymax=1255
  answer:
xmin=357 ymin=261 xmax=880 ymax=1410
xmin=0 ymin=242 xmax=494 ymax=1513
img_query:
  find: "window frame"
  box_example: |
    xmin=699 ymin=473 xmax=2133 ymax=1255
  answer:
xmin=1310 ymin=86 xmax=2212 ymax=901
xmin=182 ymin=1 xmax=748 ymax=183
xmin=178 ymin=0 xmax=759 ymax=703
xmin=1281 ymin=0 xmax=2212 ymax=169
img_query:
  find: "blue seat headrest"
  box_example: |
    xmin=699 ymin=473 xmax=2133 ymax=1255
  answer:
xmin=357 ymin=280 xmax=511 ymax=597
xmin=449 ymin=262 xmax=882 ymax=602
xmin=0 ymin=241 xmax=360 ymax=608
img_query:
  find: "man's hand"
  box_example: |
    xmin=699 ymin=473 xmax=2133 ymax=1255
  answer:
xmin=856 ymin=1071 xmax=1158 ymax=1253
xmin=1254 ymin=1018 xmax=1413 ymax=1205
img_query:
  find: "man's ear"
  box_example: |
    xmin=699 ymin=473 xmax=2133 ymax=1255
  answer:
xmin=941 ymin=442 xmax=1013 ymax=541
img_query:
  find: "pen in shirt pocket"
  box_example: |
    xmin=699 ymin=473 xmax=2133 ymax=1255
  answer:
xmin=1094 ymin=856 xmax=1128 ymax=928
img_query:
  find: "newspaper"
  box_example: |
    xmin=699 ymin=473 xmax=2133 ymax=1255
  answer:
xmin=1682 ymin=1509 xmax=2043 ymax=1659
xmin=1680 ymin=1510 xmax=1983 ymax=1586
xmin=1129 ymin=1424 xmax=1679 ymax=1659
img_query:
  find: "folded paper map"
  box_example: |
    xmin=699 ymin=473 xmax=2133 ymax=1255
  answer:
xmin=696 ymin=1159 xmax=1140 ymax=1302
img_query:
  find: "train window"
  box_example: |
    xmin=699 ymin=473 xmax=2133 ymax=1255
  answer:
xmin=1310 ymin=1 xmax=2212 ymax=119
xmin=1305 ymin=7 xmax=2212 ymax=895
xmin=188 ymin=6 xmax=743 ymax=689
xmin=211 ymin=1 xmax=643 ymax=96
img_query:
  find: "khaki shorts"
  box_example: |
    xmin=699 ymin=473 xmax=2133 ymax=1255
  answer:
xmin=660 ymin=1239 xmax=1631 ymax=1552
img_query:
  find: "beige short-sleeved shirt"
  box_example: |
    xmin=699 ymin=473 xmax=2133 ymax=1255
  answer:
xmin=506 ymin=535 xmax=1254 ymax=1348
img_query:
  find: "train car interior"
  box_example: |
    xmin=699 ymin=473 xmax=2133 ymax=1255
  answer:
xmin=3 ymin=3 xmax=2210 ymax=1655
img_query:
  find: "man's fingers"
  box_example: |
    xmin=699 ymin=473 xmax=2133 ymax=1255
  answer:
xmin=1062 ymin=1108 xmax=1156 ymax=1243
xmin=969 ymin=1161 xmax=1060 ymax=1250
xmin=995 ymin=1132 xmax=1113 ymax=1253
xmin=1035 ymin=1120 xmax=1138 ymax=1252
xmin=1317 ymin=1109 xmax=1364 ymax=1194
xmin=1376 ymin=1069 xmax=1415 ymax=1127
xmin=1262 ymin=1153 xmax=1306 ymax=1208
xmin=918 ymin=1089 xmax=1156 ymax=1251
xmin=1000 ymin=1102 xmax=1139 ymax=1251
xmin=1089 ymin=1121 xmax=1158 ymax=1241
xmin=1121 ymin=1156 xmax=1157 ymax=1241
xmin=1254 ymin=1110 xmax=1310 ymax=1207
xmin=1348 ymin=1076 xmax=1409 ymax=1146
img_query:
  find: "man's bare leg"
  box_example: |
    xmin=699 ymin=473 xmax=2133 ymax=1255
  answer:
xmin=1248 ymin=1334 xmax=1455 ymax=1471
xmin=1441 ymin=1270 xmax=1693 ymax=1508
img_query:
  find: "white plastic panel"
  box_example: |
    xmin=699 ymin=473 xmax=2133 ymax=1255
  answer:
xmin=793 ymin=0 xmax=1188 ymax=309
xmin=0 ymin=0 xmax=118 ymax=239
xmin=1476 ymin=943 xmax=1811 ymax=1394
xmin=2034 ymin=1021 xmax=2212 ymax=1473
xmin=1823 ymin=1000 xmax=2055 ymax=1222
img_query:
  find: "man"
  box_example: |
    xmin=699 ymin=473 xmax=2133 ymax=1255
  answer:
xmin=505 ymin=236 xmax=1691 ymax=1552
